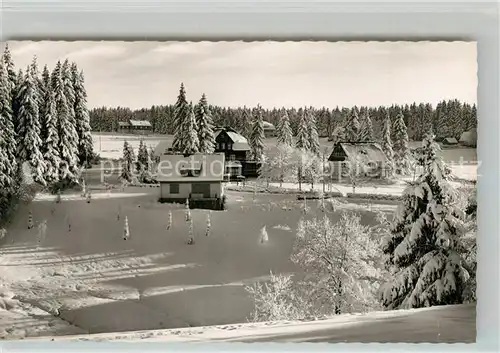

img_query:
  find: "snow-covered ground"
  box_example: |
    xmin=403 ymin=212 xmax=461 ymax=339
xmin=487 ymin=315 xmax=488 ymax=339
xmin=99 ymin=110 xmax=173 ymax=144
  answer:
xmin=227 ymin=164 xmax=476 ymax=198
xmin=17 ymin=303 xmax=476 ymax=343
xmin=1 ymin=190 xmax=400 ymax=340
xmin=92 ymin=134 xmax=168 ymax=160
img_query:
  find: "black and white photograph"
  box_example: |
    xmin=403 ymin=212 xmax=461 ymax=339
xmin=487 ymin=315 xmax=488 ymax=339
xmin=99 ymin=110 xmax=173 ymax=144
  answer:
xmin=0 ymin=41 xmax=477 ymax=342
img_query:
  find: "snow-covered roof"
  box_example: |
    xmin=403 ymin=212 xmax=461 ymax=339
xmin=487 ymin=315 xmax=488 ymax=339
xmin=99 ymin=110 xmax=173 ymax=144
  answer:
xmin=459 ymin=128 xmax=477 ymax=146
xmin=330 ymin=142 xmax=388 ymax=163
xmin=118 ymin=121 xmax=131 ymax=127
xmin=226 ymin=131 xmax=248 ymax=144
xmin=214 ymin=128 xmax=251 ymax=151
xmin=156 ymin=153 xmax=225 ymax=182
xmin=262 ymin=121 xmax=275 ymax=130
xmin=129 ymin=120 xmax=152 ymax=127
xmin=443 ymin=137 xmax=458 ymax=144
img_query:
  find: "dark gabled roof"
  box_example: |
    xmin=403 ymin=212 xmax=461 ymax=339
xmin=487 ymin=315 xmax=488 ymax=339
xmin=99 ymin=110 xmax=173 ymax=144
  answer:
xmin=129 ymin=120 xmax=152 ymax=127
xmin=328 ymin=142 xmax=388 ymax=163
xmin=215 ymin=128 xmax=251 ymax=151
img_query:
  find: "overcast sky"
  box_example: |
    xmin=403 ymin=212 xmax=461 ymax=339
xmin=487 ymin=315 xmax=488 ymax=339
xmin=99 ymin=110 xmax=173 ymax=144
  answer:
xmin=4 ymin=41 xmax=477 ymax=110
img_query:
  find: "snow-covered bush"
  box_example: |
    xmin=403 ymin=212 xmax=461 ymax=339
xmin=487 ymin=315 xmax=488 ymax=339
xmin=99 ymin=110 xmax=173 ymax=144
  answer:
xmin=291 ymin=212 xmax=381 ymax=315
xmin=245 ymin=272 xmax=308 ymax=322
xmin=379 ymin=133 xmax=475 ymax=309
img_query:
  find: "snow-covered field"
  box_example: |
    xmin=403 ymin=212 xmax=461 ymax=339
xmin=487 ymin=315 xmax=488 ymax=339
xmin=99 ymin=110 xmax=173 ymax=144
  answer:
xmin=92 ymin=133 xmax=477 ymax=164
xmin=92 ymin=134 xmax=169 ymax=160
xmin=226 ymin=167 xmax=476 ymax=198
xmin=0 ymin=190 xmax=397 ymax=340
xmin=20 ymin=303 xmax=475 ymax=343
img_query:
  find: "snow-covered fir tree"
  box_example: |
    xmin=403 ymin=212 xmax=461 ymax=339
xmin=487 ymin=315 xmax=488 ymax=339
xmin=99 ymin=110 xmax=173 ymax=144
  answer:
xmin=381 ymin=113 xmax=394 ymax=176
xmin=52 ymin=61 xmax=79 ymax=183
xmin=28 ymin=57 xmax=44 ymax=120
xmin=136 ymin=139 xmax=148 ymax=173
xmin=120 ymin=141 xmax=135 ymax=182
xmin=241 ymin=107 xmax=252 ymax=138
xmin=41 ymin=89 xmax=60 ymax=183
xmin=295 ymin=109 xmax=310 ymax=151
xmin=12 ymin=69 xmax=24 ymax=133
xmin=39 ymin=65 xmax=51 ymax=143
xmin=0 ymin=61 xmax=17 ymax=193
xmin=71 ymin=63 xmax=94 ymax=166
xmin=136 ymin=139 xmax=153 ymax=182
xmin=359 ymin=112 xmax=374 ymax=142
xmin=195 ymin=93 xmax=215 ymax=154
xmin=172 ymin=83 xmax=189 ymax=152
xmin=344 ymin=109 xmax=361 ymax=142
xmin=2 ymin=44 xmax=17 ymax=108
xmin=379 ymin=133 xmax=471 ymax=309
xmin=392 ymin=111 xmax=412 ymax=175
xmin=16 ymin=67 xmax=46 ymax=185
xmin=182 ymin=102 xmax=200 ymax=155
xmin=276 ymin=109 xmax=293 ymax=146
xmin=306 ymin=108 xmax=321 ymax=156
xmin=249 ymin=105 xmax=265 ymax=162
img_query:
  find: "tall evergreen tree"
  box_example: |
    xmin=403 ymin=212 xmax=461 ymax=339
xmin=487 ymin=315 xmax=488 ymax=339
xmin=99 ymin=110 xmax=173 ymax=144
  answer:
xmin=2 ymin=44 xmax=17 ymax=109
xmin=120 ymin=141 xmax=135 ymax=182
xmin=16 ymin=67 xmax=46 ymax=185
xmin=392 ymin=111 xmax=411 ymax=175
xmin=380 ymin=133 xmax=470 ymax=309
xmin=0 ymin=61 xmax=17 ymax=195
xmin=12 ymin=69 xmax=24 ymax=134
xmin=42 ymin=89 xmax=60 ymax=183
xmin=195 ymin=93 xmax=215 ymax=154
xmin=344 ymin=109 xmax=361 ymax=142
xmin=71 ymin=63 xmax=94 ymax=165
xmin=295 ymin=109 xmax=310 ymax=151
xmin=381 ymin=114 xmax=394 ymax=175
xmin=39 ymin=65 xmax=52 ymax=143
xmin=172 ymin=83 xmax=189 ymax=152
xmin=306 ymin=108 xmax=321 ymax=156
xmin=182 ymin=103 xmax=200 ymax=154
xmin=250 ymin=105 xmax=265 ymax=162
xmin=52 ymin=61 xmax=79 ymax=183
xmin=136 ymin=139 xmax=151 ymax=176
xmin=276 ymin=109 xmax=293 ymax=146
xmin=359 ymin=112 xmax=374 ymax=142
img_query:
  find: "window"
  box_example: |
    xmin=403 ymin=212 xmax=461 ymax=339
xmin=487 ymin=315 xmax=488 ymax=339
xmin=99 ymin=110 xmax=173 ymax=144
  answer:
xmin=222 ymin=142 xmax=226 ymax=149
xmin=228 ymin=143 xmax=233 ymax=150
xmin=170 ymin=183 xmax=180 ymax=194
xmin=229 ymin=154 xmax=236 ymax=161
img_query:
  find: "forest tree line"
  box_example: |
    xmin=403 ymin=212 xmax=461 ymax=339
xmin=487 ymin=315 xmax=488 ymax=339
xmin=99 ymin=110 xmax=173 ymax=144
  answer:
xmin=89 ymin=89 xmax=476 ymax=143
